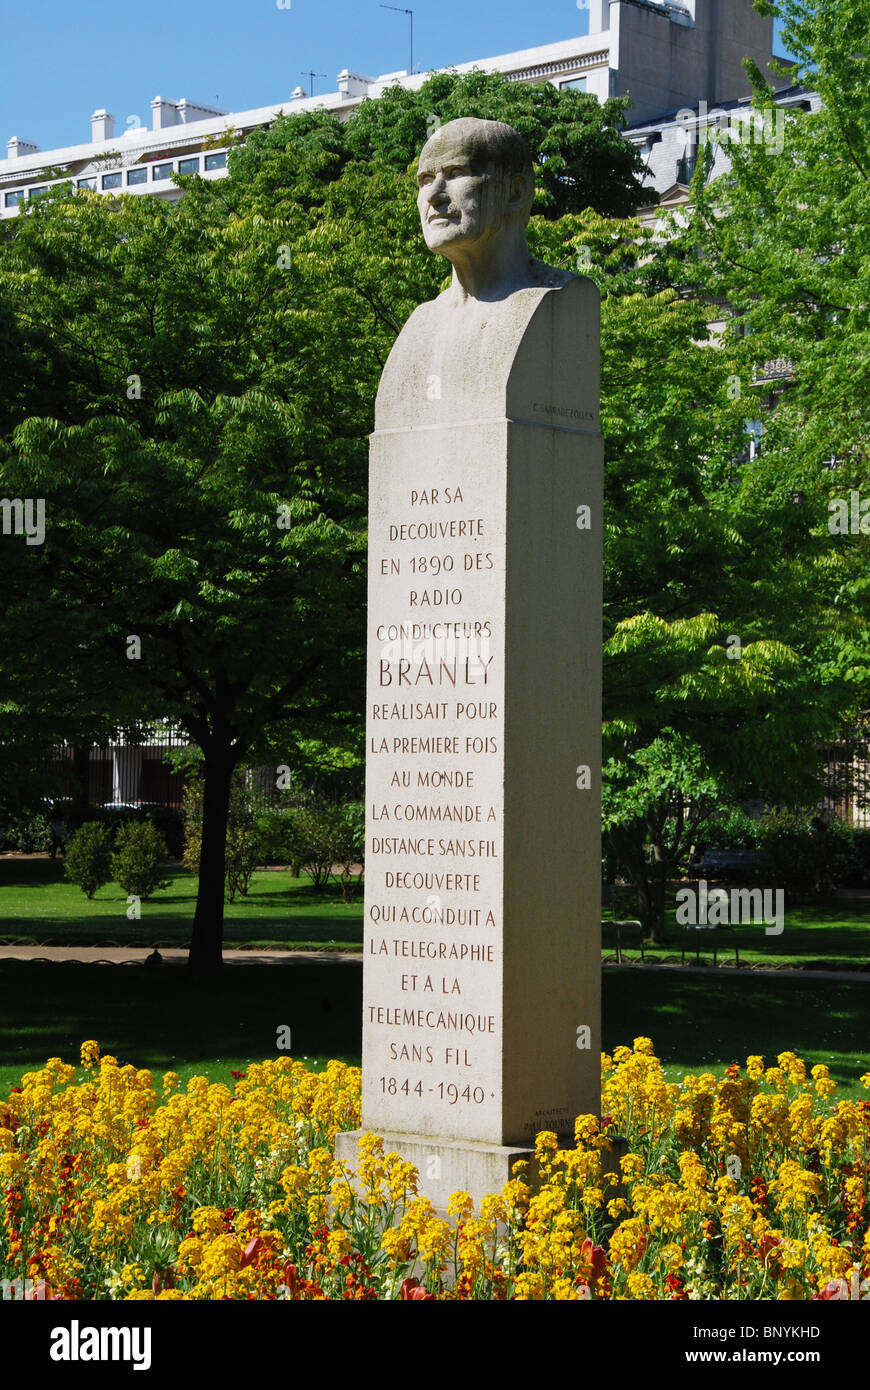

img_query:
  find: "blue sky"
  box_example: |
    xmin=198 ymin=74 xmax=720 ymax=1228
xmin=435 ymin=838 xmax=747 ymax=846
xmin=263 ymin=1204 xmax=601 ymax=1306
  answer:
xmin=2 ymin=0 xmax=789 ymax=154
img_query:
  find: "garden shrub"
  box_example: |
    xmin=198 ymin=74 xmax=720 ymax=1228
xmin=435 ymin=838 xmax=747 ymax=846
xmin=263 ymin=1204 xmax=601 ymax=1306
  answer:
xmin=183 ymin=771 xmax=261 ymax=902
xmin=692 ymin=806 xmax=760 ymax=855
xmin=225 ymin=826 xmax=260 ymax=904
xmin=755 ymin=808 xmax=852 ymax=901
xmin=845 ymin=828 xmax=870 ymax=887
xmin=63 ymin=822 xmax=114 ymax=899
xmin=110 ymin=821 xmax=170 ymax=899
xmin=278 ymin=796 xmax=364 ymax=895
xmin=1 ymin=811 xmax=53 ymax=854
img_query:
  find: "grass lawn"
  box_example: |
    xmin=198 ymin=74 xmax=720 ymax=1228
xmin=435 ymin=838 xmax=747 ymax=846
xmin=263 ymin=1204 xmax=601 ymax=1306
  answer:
xmin=0 ymin=858 xmax=363 ymax=951
xmin=1 ymin=959 xmax=867 ymax=1100
xmin=2 ymin=858 xmax=870 ymax=969
xmin=603 ymin=887 xmax=870 ymax=970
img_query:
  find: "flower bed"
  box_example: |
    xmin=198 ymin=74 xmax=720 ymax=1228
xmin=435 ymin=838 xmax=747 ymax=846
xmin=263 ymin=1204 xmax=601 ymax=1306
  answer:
xmin=1 ymin=1038 xmax=868 ymax=1300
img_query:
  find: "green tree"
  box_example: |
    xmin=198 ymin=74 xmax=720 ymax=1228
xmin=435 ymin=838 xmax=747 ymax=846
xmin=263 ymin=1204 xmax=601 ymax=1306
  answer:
xmin=681 ymin=0 xmax=870 ymax=738
xmin=555 ymin=215 xmax=846 ymax=938
xmin=0 ymin=186 xmax=365 ymax=974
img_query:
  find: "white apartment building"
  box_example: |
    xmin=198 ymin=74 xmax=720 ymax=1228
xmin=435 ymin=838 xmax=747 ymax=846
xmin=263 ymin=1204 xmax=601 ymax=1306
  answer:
xmin=1 ymin=0 xmax=781 ymax=218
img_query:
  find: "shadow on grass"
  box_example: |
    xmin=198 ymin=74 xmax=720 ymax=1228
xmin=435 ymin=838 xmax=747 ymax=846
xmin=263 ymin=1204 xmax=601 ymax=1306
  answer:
xmin=0 ymin=918 xmax=363 ymax=948
xmin=604 ymin=969 xmax=870 ymax=1089
xmin=0 ymin=958 xmax=364 ymax=1084
xmin=1 ymin=960 xmax=867 ymax=1097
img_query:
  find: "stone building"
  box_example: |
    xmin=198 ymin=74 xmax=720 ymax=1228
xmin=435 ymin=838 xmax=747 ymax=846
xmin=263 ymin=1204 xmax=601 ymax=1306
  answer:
xmin=1 ymin=0 xmax=783 ymax=218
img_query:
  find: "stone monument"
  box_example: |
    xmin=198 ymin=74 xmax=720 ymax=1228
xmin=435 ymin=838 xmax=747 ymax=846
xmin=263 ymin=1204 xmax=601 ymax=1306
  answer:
xmin=335 ymin=118 xmax=602 ymax=1209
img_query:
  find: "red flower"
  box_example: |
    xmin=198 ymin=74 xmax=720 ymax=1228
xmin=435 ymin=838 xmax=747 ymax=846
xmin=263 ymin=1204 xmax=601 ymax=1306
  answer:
xmin=579 ymin=1238 xmax=608 ymax=1284
xmin=240 ymin=1237 xmax=265 ymax=1269
xmin=25 ymin=1280 xmax=53 ymax=1300
xmin=400 ymin=1278 xmax=436 ymax=1301
xmin=813 ymin=1281 xmax=847 ymax=1301
xmin=758 ymin=1233 xmax=782 ymax=1265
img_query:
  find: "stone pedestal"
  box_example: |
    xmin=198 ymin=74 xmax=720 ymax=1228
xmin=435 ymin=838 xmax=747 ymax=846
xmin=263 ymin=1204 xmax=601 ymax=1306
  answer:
xmin=336 ymin=274 xmax=602 ymax=1209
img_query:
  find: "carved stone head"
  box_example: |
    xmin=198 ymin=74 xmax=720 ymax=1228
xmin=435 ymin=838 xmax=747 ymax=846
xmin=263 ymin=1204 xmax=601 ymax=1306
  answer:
xmin=416 ymin=117 xmax=536 ymax=262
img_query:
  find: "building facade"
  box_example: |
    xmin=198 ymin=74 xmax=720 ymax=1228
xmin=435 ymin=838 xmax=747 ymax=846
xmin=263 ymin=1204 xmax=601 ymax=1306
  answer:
xmin=1 ymin=0 xmax=781 ymax=218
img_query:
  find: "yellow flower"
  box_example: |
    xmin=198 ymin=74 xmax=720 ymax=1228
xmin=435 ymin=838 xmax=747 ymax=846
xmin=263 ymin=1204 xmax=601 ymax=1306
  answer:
xmin=626 ymin=1272 xmax=658 ymax=1299
xmin=381 ymin=1227 xmax=413 ymax=1267
xmin=608 ymin=1217 xmax=647 ymax=1273
xmin=327 ymin=1228 xmax=352 ymax=1261
xmin=447 ymin=1190 xmax=474 ymax=1220
xmin=0 ymin=1152 xmax=25 ymax=1180
xmin=80 ymin=1040 xmax=100 ymax=1069
xmin=479 ymin=1194 xmax=506 ymax=1225
xmin=192 ymin=1207 xmax=226 ymax=1239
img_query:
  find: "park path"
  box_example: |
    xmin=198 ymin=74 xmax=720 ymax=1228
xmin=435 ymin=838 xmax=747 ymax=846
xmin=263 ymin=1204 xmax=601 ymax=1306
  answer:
xmin=0 ymin=945 xmax=867 ymax=983
xmin=0 ymin=945 xmax=359 ymax=966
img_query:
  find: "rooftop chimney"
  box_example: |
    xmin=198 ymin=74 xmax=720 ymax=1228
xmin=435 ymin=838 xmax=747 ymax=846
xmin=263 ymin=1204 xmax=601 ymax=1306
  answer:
xmin=337 ymin=70 xmax=375 ymax=102
xmin=175 ymin=98 xmax=228 ymax=124
xmin=587 ymin=0 xmax=610 ymax=33
xmin=91 ymin=109 xmax=115 ymax=142
xmin=150 ymin=96 xmax=178 ymax=131
xmin=6 ymin=136 xmax=40 ymax=159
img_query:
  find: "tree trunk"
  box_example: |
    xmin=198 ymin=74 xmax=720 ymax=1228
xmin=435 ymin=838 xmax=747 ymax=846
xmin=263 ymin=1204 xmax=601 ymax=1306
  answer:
xmin=188 ymin=744 xmax=236 ymax=976
xmin=639 ymin=859 xmax=668 ymax=944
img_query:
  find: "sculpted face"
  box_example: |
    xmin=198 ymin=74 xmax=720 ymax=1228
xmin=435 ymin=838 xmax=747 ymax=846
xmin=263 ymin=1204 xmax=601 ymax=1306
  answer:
xmin=416 ymin=130 xmax=514 ymax=259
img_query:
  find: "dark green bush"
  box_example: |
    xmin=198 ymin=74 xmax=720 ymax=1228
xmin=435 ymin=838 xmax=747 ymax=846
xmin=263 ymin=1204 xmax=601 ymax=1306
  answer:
xmin=844 ymin=828 xmax=870 ymax=887
xmin=111 ymin=821 xmax=170 ymax=899
xmin=64 ymin=822 xmax=114 ymax=899
xmin=182 ymin=771 xmax=261 ymax=902
xmin=693 ymin=807 xmax=760 ymax=855
xmin=1 ymin=811 xmax=53 ymax=854
xmin=755 ymin=809 xmax=852 ymax=901
xmin=142 ymin=806 xmax=185 ymax=859
xmin=255 ymin=806 xmax=297 ymax=865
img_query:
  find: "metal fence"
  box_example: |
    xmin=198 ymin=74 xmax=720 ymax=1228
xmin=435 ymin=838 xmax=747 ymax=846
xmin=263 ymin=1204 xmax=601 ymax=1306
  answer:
xmin=23 ymin=726 xmax=284 ymax=812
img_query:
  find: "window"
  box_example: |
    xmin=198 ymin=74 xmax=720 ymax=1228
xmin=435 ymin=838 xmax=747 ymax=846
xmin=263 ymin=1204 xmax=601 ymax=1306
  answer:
xmin=178 ymin=157 xmax=199 ymax=175
xmin=677 ymin=152 xmax=696 ymax=184
xmin=560 ymin=76 xmax=587 ymax=92
xmin=204 ymin=151 xmax=227 ymax=171
xmin=4 ymin=190 xmax=24 ymax=207
xmin=102 ymin=172 xmax=122 ymax=190
xmin=127 ymin=167 xmax=147 ymax=185
xmin=152 ymin=163 xmax=173 ymax=181
xmin=29 ymin=186 xmax=49 ymax=200
xmin=76 ymin=177 xmax=97 ymax=190
xmin=745 ymin=420 xmax=763 ymax=461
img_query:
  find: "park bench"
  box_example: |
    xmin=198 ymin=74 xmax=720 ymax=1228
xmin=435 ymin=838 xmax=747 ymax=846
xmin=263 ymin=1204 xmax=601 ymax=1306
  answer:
xmin=680 ymin=920 xmax=741 ymax=968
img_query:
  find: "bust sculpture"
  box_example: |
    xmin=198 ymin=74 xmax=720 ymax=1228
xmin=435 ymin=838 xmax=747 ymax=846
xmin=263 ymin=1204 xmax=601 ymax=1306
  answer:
xmin=338 ymin=113 xmax=604 ymax=1191
xmin=375 ymin=116 xmax=595 ymax=432
xmin=415 ymin=116 xmax=574 ymax=303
